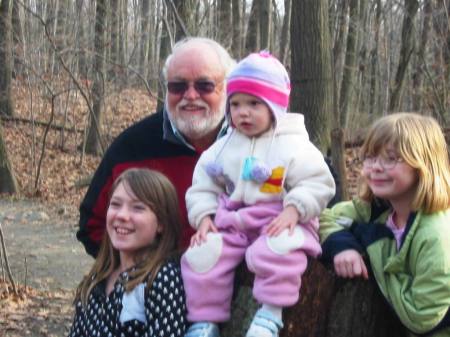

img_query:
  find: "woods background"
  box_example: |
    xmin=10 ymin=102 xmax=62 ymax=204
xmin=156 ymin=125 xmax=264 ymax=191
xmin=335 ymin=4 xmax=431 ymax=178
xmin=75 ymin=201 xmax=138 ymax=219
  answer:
xmin=0 ymin=1 xmax=449 ymax=336
xmin=0 ymin=0 xmax=449 ymax=197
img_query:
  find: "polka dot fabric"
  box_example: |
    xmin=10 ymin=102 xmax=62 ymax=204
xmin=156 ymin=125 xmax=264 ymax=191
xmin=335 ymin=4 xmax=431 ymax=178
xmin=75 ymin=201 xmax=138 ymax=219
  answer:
xmin=68 ymin=260 xmax=187 ymax=337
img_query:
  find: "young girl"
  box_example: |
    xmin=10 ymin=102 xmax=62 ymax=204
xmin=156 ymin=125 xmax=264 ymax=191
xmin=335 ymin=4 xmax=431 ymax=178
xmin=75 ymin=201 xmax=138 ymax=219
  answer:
xmin=181 ymin=51 xmax=335 ymax=337
xmin=320 ymin=113 xmax=450 ymax=337
xmin=68 ymin=168 xmax=187 ymax=337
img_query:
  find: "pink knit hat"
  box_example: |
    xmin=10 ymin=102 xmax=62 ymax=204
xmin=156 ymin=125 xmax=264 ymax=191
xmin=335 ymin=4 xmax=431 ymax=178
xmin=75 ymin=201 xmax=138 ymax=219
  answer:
xmin=226 ymin=51 xmax=291 ymax=122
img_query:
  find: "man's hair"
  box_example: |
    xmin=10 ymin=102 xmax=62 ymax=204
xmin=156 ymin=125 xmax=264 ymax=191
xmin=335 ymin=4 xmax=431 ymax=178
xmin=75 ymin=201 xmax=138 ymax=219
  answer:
xmin=359 ymin=112 xmax=450 ymax=213
xmin=76 ymin=168 xmax=181 ymax=306
xmin=162 ymin=37 xmax=236 ymax=82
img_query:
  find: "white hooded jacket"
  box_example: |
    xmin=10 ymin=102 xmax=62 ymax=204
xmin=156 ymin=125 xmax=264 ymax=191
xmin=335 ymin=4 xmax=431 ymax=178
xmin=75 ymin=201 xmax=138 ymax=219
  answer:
xmin=186 ymin=113 xmax=336 ymax=229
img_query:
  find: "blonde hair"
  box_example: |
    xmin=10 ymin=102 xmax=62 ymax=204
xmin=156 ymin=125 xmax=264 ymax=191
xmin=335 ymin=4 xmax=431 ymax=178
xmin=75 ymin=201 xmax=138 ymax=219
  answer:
xmin=359 ymin=112 xmax=450 ymax=213
xmin=75 ymin=168 xmax=181 ymax=307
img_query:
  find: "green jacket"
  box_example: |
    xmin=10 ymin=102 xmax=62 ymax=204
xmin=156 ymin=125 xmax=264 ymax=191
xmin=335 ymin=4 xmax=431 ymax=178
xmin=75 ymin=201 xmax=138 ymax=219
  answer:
xmin=320 ymin=198 xmax=450 ymax=336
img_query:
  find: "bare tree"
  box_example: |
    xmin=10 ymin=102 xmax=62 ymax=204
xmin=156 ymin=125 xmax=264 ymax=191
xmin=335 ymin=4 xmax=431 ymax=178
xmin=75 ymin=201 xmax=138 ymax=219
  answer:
xmin=0 ymin=0 xmax=14 ymax=117
xmin=245 ymin=0 xmax=260 ymax=54
xmin=172 ymin=0 xmax=193 ymax=40
xmin=368 ymin=0 xmax=382 ymax=116
xmin=75 ymin=0 xmax=88 ymax=78
xmin=231 ymin=0 xmax=242 ymax=58
xmin=11 ymin=0 xmax=24 ymax=77
xmin=260 ymin=0 xmax=272 ymax=50
xmin=412 ymin=0 xmax=432 ymax=111
xmin=290 ymin=0 xmax=333 ymax=151
xmin=139 ymin=0 xmax=151 ymax=77
xmin=85 ymin=0 xmax=107 ymax=155
xmin=0 ymin=122 xmax=18 ymax=193
xmin=279 ymin=0 xmax=291 ymax=64
xmin=109 ymin=0 xmax=121 ymax=81
xmin=389 ymin=0 xmax=420 ymax=112
xmin=156 ymin=2 xmax=171 ymax=112
xmin=218 ymin=0 xmax=232 ymax=48
xmin=339 ymin=0 xmax=360 ymax=127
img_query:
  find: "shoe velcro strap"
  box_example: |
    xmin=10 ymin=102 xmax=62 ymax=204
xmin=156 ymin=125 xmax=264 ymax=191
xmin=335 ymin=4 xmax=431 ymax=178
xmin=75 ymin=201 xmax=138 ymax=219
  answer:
xmin=253 ymin=309 xmax=283 ymax=332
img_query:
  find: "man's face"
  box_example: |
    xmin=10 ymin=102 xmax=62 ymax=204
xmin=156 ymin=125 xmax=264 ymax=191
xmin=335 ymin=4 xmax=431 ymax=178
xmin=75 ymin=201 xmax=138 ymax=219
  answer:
xmin=166 ymin=44 xmax=226 ymax=142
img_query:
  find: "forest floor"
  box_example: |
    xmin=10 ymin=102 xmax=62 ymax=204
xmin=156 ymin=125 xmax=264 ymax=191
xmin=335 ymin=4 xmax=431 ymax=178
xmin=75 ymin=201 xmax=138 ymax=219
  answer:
xmin=0 ymin=80 xmax=362 ymax=336
xmin=0 ymin=81 xmax=154 ymax=337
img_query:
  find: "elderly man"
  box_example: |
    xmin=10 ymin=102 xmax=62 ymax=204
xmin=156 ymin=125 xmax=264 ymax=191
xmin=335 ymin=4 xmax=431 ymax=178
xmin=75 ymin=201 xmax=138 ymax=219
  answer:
xmin=77 ymin=37 xmax=236 ymax=257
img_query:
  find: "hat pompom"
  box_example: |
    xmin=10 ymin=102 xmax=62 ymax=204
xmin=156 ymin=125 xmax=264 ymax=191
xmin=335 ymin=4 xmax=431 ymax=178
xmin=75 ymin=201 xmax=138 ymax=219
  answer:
xmin=251 ymin=163 xmax=271 ymax=183
xmin=205 ymin=162 xmax=223 ymax=178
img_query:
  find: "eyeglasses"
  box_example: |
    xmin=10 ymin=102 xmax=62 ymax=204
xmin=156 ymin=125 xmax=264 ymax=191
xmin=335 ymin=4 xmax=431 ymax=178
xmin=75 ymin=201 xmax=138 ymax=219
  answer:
xmin=362 ymin=155 xmax=404 ymax=170
xmin=166 ymin=80 xmax=217 ymax=95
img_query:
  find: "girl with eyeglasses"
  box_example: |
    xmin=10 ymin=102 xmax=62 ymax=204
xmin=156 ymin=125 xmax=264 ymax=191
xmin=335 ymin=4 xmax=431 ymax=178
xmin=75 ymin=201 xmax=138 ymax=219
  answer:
xmin=320 ymin=113 xmax=450 ymax=337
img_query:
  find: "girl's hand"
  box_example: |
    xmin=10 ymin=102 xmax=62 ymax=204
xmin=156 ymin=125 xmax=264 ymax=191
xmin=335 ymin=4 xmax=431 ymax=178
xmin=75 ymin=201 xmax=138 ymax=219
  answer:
xmin=333 ymin=249 xmax=369 ymax=279
xmin=190 ymin=216 xmax=218 ymax=246
xmin=265 ymin=205 xmax=300 ymax=237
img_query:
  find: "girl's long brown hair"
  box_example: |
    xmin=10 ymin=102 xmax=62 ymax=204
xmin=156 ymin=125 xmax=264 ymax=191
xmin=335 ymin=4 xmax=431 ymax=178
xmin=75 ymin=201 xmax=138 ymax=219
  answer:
xmin=75 ymin=168 xmax=182 ymax=306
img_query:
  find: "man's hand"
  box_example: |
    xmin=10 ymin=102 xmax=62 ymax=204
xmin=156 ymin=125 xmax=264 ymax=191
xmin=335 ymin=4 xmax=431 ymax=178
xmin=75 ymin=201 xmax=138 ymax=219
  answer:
xmin=265 ymin=205 xmax=299 ymax=237
xmin=333 ymin=249 xmax=369 ymax=279
xmin=190 ymin=216 xmax=218 ymax=246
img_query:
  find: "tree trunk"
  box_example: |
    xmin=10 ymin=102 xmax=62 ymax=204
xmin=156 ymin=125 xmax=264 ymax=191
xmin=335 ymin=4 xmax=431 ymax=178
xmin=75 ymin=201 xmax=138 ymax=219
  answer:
xmin=0 ymin=0 xmax=14 ymax=117
xmin=279 ymin=0 xmax=291 ymax=65
xmin=355 ymin=0 xmax=368 ymax=116
xmin=368 ymin=0 xmax=381 ymax=116
xmin=139 ymin=0 xmax=151 ymax=77
xmin=412 ymin=0 xmax=432 ymax=111
xmin=172 ymin=0 xmax=193 ymax=41
xmin=429 ymin=1 xmax=449 ymax=119
xmin=109 ymin=0 xmax=120 ymax=81
xmin=75 ymin=0 xmax=88 ymax=78
xmin=231 ymin=0 xmax=242 ymax=59
xmin=218 ymin=0 xmax=232 ymax=48
xmin=259 ymin=0 xmax=272 ymax=50
xmin=338 ymin=0 xmax=359 ymax=128
xmin=330 ymin=128 xmax=349 ymax=201
xmin=331 ymin=0 xmax=350 ymax=96
xmin=389 ymin=0 xmax=419 ymax=112
xmin=119 ymin=0 xmax=128 ymax=82
xmin=85 ymin=0 xmax=107 ymax=155
xmin=11 ymin=0 xmax=23 ymax=77
xmin=244 ymin=0 xmax=259 ymax=54
xmin=156 ymin=5 xmax=171 ymax=113
xmin=147 ymin=1 xmax=157 ymax=90
xmin=0 ymin=122 xmax=18 ymax=194
xmin=290 ymin=0 xmax=332 ymax=152
xmin=222 ymin=260 xmax=407 ymax=337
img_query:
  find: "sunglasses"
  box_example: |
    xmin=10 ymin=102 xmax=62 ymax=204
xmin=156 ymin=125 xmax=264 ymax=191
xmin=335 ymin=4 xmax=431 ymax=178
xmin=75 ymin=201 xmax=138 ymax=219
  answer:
xmin=166 ymin=80 xmax=217 ymax=95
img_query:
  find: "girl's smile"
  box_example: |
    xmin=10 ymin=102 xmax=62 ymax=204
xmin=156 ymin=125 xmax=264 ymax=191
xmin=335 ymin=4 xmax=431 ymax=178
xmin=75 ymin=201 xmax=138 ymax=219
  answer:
xmin=106 ymin=182 xmax=161 ymax=267
xmin=362 ymin=150 xmax=418 ymax=206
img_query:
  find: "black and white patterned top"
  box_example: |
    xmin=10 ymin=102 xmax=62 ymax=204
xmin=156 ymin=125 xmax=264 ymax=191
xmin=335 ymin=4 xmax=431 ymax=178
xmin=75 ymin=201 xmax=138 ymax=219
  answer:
xmin=68 ymin=260 xmax=187 ymax=337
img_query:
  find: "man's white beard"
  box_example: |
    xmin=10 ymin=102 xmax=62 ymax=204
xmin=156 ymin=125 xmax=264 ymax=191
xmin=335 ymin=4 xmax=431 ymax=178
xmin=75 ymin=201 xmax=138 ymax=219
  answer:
xmin=166 ymin=98 xmax=225 ymax=140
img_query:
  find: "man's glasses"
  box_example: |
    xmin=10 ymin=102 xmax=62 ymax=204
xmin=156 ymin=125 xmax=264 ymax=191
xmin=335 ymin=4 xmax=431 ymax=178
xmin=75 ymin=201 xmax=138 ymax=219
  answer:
xmin=166 ymin=80 xmax=217 ymax=95
xmin=362 ymin=155 xmax=403 ymax=170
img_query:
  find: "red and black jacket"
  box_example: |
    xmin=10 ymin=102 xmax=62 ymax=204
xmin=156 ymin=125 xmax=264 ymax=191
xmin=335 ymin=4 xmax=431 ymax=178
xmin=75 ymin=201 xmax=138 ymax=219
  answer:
xmin=77 ymin=110 xmax=206 ymax=257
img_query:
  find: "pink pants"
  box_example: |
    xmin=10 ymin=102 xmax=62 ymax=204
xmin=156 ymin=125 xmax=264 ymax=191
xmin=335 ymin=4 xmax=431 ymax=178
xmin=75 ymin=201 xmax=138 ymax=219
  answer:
xmin=181 ymin=195 xmax=322 ymax=322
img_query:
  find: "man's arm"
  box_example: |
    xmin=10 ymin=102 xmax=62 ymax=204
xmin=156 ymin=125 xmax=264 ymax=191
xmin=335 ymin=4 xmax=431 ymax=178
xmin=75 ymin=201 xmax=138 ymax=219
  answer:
xmin=78 ymin=142 xmax=120 ymax=257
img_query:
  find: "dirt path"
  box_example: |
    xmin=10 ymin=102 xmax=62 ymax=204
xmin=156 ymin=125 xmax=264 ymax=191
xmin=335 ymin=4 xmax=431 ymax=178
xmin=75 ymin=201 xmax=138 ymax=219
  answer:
xmin=0 ymin=199 xmax=93 ymax=337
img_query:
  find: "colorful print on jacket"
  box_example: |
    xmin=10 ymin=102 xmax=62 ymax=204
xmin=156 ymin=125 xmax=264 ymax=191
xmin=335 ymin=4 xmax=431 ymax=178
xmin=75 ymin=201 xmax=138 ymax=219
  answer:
xmin=186 ymin=113 xmax=336 ymax=229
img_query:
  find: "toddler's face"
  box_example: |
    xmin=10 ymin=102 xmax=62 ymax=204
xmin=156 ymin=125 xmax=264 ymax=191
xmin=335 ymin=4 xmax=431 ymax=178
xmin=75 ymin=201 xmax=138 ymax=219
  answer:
xmin=229 ymin=93 xmax=273 ymax=137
